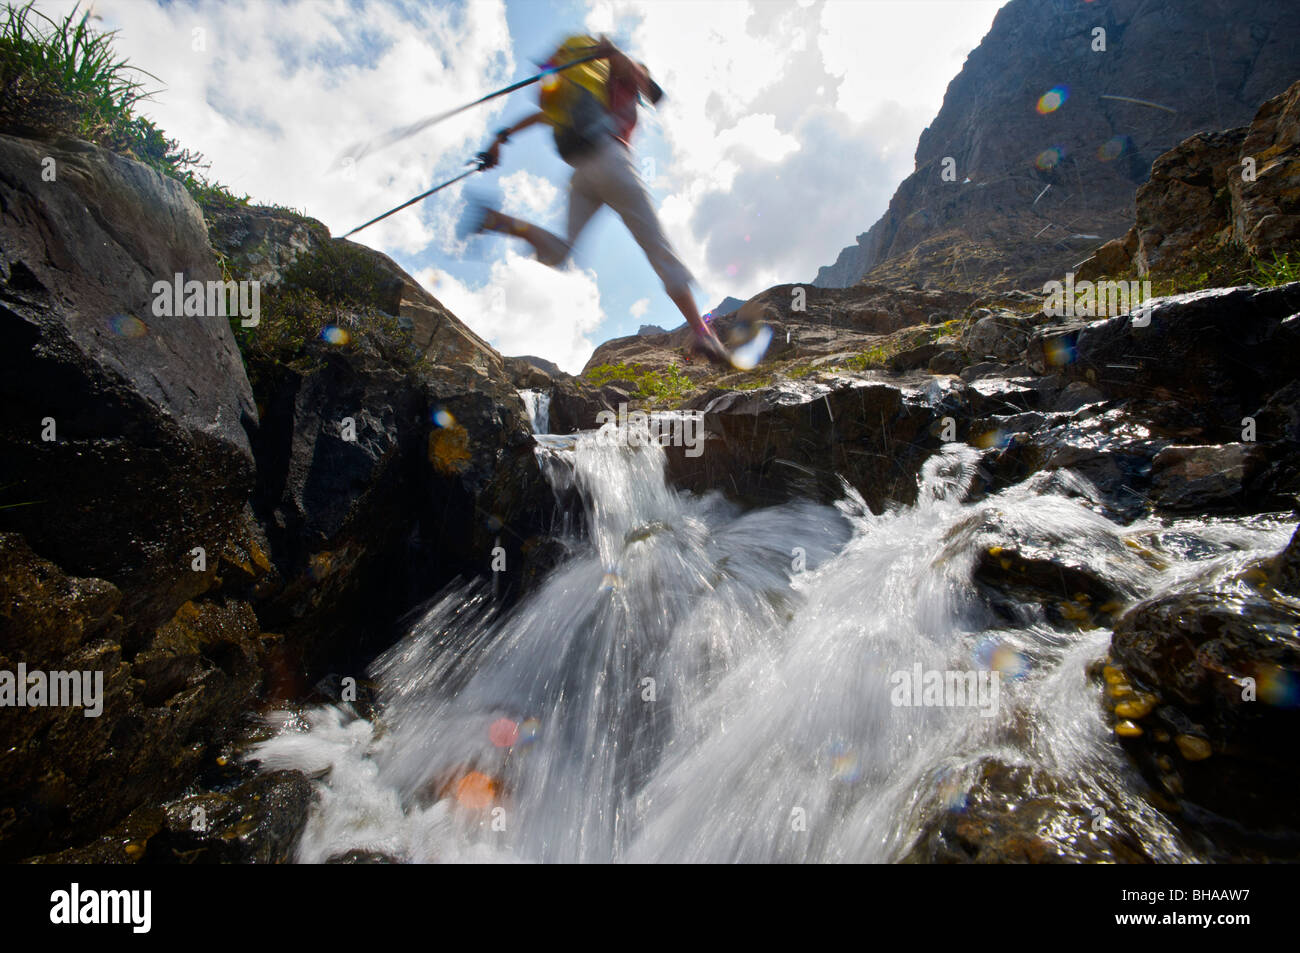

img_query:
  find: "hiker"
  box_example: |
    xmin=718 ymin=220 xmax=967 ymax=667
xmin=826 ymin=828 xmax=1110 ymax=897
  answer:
xmin=469 ymin=34 xmax=731 ymax=366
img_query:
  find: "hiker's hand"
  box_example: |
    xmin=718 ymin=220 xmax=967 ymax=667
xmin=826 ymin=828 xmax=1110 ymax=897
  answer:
xmin=592 ymin=35 xmax=616 ymax=58
xmin=481 ymin=141 xmax=501 ymax=169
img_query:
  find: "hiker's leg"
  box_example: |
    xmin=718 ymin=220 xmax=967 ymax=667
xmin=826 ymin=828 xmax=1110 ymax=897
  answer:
xmin=595 ymin=144 xmax=712 ymax=339
xmin=479 ymin=209 xmax=570 ymax=266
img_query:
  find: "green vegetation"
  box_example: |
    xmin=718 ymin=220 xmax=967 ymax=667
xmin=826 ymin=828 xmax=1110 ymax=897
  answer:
xmin=845 ymin=319 xmax=961 ymax=371
xmin=0 ymin=2 xmax=245 ymax=206
xmin=1251 ymin=249 xmax=1300 ymax=286
xmin=234 ymin=241 xmax=416 ymax=371
xmin=584 ymin=361 xmax=694 ymax=404
xmin=1099 ymin=243 xmax=1300 ymax=298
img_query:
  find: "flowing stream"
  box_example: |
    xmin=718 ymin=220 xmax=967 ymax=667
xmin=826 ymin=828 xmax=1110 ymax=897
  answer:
xmin=251 ymin=409 xmax=1295 ymax=862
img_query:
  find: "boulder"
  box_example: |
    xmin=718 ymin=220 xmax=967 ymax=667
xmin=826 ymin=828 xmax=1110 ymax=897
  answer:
xmin=1150 ymin=443 xmax=1266 ymax=511
xmin=0 ymin=134 xmax=256 ymax=632
xmin=1026 ymin=283 xmax=1300 ymax=436
xmin=667 ymin=377 xmax=962 ymax=509
xmin=1108 ymin=528 xmax=1300 ymax=843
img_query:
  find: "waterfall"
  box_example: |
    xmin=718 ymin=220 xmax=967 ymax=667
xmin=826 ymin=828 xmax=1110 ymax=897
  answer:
xmin=251 ymin=420 xmax=1296 ymax=863
xmin=519 ymin=389 xmax=550 ymax=435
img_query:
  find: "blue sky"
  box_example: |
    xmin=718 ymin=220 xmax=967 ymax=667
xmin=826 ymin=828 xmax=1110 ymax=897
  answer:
xmin=45 ymin=0 xmax=1004 ymax=371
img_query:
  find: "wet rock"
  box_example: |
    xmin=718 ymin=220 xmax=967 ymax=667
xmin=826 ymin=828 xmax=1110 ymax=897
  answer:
xmin=1052 ymin=381 xmax=1105 ymax=412
xmin=1150 ymin=443 xmax=1266 ymax=511
xmin=955 ymin=504 xmax=1140 ymax=626
xmin=549 ymin=378 xmax=632 ymax=433
xmin=905 ymin=761 xmax=1169 ymax=863
xmin=666 ymin=377 xmax=955 ymax=510
xmin=1109 ymin=532 xmax=1300 ymax=842
xmin=29 ymin=769 xmax=314 ymax=864
xmin=247 ymin=331 xmax=548 ymax=673
xmin=1026 ymin=283 xmax=1300 ymax=437
xmin=325 ymin=848 xmax=400 ymax=864
xmin=0 ymin=134 xmax=256 ymax=633
xmin=0 ymin=532 xmax=277 ymax=860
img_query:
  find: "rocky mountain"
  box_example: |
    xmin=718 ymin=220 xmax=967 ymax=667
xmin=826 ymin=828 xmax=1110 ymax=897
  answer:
xmin=813 ymin=0 xmax=1300 ymax=291
xmin=1079 ymin=78 xmax=1300 ymax=279
xmin=706 ymin=296 xmax=746 ymax=318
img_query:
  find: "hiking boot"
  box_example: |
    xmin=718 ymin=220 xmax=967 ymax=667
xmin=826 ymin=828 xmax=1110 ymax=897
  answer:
xmin=687 ymin=332 xmax=734 ymax=368
xmin=456 ymin=193 xmax=498 ymax=241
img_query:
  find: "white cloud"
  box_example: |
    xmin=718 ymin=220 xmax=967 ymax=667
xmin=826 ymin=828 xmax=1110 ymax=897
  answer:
xmin=499 ymin=169 xmax=560 ymax=220
xmin=629 ymin=297 xmax=650 ymax=318
xmin=51 ymin=0 xmax=516 ymax=253
xmin=582 ymin=0 xmax=1002 ymax=297
xmin=417 ymin=251 xmax=605 ymax=373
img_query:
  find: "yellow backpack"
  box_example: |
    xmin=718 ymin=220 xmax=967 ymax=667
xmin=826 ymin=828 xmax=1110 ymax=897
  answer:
xmin=538 ymin=35 xmax=616 ymax=161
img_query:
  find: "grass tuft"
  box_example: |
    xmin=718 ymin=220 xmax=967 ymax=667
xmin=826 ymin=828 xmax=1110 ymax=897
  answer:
xmin=0 ymin=1 xmax=245 ymax=206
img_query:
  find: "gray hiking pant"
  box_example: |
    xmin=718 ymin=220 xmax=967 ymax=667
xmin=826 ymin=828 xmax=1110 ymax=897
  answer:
xmin=527 ymin=138 xmax=694 ymax=295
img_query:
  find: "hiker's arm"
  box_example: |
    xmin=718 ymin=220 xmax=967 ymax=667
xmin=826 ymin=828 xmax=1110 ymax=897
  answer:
xmin=595 ymin=37 xmax=663 ymax=104
xmin=494 ymin=111 xmax=548 ymax=143
xmin=483 ymin=111 xmax=547 ymax=167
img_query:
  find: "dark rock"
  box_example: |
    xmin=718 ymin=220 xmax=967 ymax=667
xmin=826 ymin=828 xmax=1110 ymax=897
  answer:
xmin=246 ymin=332 xmax=549 ymax=674
xmin=549 ymin=378 xmax=632 ymax=433
xmin=962 ymin=313 xmax=1030 ymax=363
xmin=1109 ymin=536 xmax=1300 ymax=842
xmin=905 ymin=761 xmax=1170 ymax=863
xmin=1026 ymin=284 xmax=1300 ymax=436
xmin=888 ymin=341 xmax=943 ymax=371
xmin=927 ymin=349 xmax=965 ymax=375
xmin=1150 ymin=443 xmax=1266 ymax=511
xmin=503 ymin=354 xmax=563 ymax=390
xmin=0 ymin=134 xmax=256 ymax=633
xmin=0 ymin=532 xmax=276 ymax=860
xmin=665 ymin=377 xmax=957 ymax=510
xmin=29 ymin=769 xmax=315 ymax=864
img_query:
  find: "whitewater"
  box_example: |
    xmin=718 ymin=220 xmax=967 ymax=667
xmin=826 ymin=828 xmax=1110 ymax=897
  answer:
xmin=250 ymin=396 xmax=1293 ymax=862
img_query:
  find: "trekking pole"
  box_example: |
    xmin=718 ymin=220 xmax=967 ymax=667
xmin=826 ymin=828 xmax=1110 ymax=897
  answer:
xmin=340 ymin=155 xmax=488 ymax=239
xmin=337 ymin=50 xmax=605 ymax=166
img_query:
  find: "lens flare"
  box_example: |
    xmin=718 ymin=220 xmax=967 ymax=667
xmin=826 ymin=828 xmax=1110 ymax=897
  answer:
xmin=935 ymin=768 xmax=969 ymax=812
xmin=1258 ymin=664 xmax=1300 ymax=708
xmin=454 ymin=771 xmax=498 ymax=810
xmin=489 ymin=717 xmax=519 ymax=747
xmin=1044 ymin=336 xmax=1077 ymax=367
xmin=1036 ymin=86 xmax=1068 ymax=114
xmin=972 ymin=428 xmax=1010 ymax=450
xmin=1097 ymin=135 xmax=1129 ymax=162
xmin=518 ymin=717 xmax=541 ymax=744
xmin=1035 ymin=146 xmax=1065 ymax=170
xmin=109 ymin=314 xmax=147 ymax=339
xmin=974 ymin=636 xmax=1029 ymax=680
xmin=321 ymin=325 xmax=351 ymax=345
xmin=432 ymin=408 xmax=456 ymax=428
